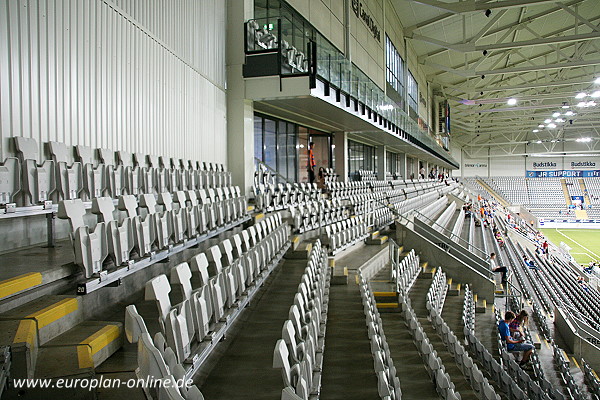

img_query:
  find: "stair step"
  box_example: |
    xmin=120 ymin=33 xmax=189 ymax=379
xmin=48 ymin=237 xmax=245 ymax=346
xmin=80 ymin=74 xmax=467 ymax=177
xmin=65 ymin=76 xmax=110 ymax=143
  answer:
xmin=0 ymin=272 xmax=43 ymax=301
xmin=290 ymin=235 xmax=302 ymax=251
xmin=374 ymin=291 xmax=398 ymax=303
xmin=0 ymin=295 xmax=83 ymax=378
xmin=0 ymin=296 xmax=82 ymax=345
xmin=447 ymin=282 xmax=461 ymax=296
xmin=475 ymin=298 xmax=487 ymax=313
xmin=366 ymin=235 xmax=388 ymax=245
xmin=331 ymin=266 xmax=348 ymax=285
xmin=418 ymin=265 xmax=435 ymax=279
xmin=286 ymin=241 xmax=313 ymax=259
xmin=35 ymin=322 xmax=123 ymax=378
xmin=376 ymin=302 xmax=401 ymax=312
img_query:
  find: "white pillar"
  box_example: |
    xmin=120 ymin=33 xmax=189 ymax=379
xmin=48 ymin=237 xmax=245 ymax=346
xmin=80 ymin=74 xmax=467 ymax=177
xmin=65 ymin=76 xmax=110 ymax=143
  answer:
xmin=226 ymin=0 xmax=255 ymax=194
xmin=334 ymin=132 xmax=348 ymax=183
xmin=376 ymin=145 xmax=386 ymax=180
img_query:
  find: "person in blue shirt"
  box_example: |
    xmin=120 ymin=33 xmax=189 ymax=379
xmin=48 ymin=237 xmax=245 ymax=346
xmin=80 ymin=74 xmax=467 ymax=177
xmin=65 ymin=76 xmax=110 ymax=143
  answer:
xmin=498 ymin=311 xmax=534 ymax=368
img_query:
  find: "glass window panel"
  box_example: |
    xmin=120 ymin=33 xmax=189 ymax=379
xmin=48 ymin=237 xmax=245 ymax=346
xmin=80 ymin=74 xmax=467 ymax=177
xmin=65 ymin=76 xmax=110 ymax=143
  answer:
xmin=264 ymin=119 xmax=277 ymax=171
xmin=254 ymin=116 xmax=263 ymax=165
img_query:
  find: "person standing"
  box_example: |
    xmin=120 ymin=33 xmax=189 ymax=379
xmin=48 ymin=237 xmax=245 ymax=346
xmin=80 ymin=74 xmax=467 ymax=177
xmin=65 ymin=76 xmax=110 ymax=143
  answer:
xmin=307 ymin=142 xmax=316 ymax=184
xmin=542 ymin=240 xmax=549 ymax=254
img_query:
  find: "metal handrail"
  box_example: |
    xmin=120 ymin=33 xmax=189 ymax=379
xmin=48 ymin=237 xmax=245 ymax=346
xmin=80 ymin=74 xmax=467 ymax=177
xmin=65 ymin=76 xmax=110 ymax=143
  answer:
xmin=412 ymin=209 xmax=489 ymax=260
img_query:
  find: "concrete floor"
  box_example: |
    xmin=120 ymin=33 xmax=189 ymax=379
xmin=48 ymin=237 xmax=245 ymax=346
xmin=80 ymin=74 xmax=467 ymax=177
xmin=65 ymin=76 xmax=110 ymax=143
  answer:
xmin=195 ymin=257 xmax=309 ymax=399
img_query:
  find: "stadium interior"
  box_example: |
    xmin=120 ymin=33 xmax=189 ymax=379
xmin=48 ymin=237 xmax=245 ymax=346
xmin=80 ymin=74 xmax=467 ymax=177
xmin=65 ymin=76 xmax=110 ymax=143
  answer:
xmin=1 ymin=0 xmax=600 ymax=399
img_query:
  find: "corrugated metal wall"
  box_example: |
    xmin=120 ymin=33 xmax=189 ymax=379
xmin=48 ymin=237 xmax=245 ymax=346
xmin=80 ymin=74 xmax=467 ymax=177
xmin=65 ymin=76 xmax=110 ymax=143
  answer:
xmin=0 ymin=0 xmax=227 ymax=164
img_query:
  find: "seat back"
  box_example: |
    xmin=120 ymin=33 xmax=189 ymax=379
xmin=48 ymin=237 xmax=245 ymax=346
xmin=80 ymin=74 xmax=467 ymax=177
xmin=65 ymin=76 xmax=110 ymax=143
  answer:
xmin=58 ymin=198 xmax=87 ymax=231
xmin=145 ymin=275 xmax=173 ymax=320
xmin=125 ymin=304 xmax=149 ymax=343
xmin=91 ymin=197 xmax=116 ymax=222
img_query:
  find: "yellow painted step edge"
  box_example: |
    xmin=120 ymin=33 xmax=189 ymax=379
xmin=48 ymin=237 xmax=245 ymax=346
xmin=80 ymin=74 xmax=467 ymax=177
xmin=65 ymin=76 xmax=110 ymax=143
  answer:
xmin=0 ymin=272 xmax=43 ymax=299
xmin=13 ymin=319 xmax=37 ymax=347
xmin=374 ymin=292 xmax=397 ymax=297
xmin=26 ymin=298 xmax=79 ymax=329
xmin=376 ymin=303 xmax=399 ymax=308
xmin=77 ymin=324 xmax=121 ymax=369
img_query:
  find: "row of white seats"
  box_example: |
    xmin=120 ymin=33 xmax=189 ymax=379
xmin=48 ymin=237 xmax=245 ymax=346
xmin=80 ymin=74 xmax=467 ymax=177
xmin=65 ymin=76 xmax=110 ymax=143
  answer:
xmin=253 ymin=182 xmax=320 ymax=211
xmin=358 ymin=272 xmax=402 ymax=399
xmin=434 ymin=202 xmax=457 ymax=232
xmin=289 ymin=199 xmax=348 ymax=233
xmin=145 ymin=214 xmax=289 ymax=365
xmin=325 ymin=217 xmax=368 ymax=255
xmin=0 ymin=137 xmax=230 ymax=207
xmin=462 ymin=287 xmax=530 ymax=400
xmin=419 ymin=196 xmax=449 ymax=221
xmin=552 ymin=344 xmax=584 ymax=400
xmin=426 ymin=268 xmax=448 ymax=316
xmin=492 ymin=309 xmax=554 ymax=400
xmin=400 ymin=295 xmax=461 ymax=400
xmin=274 ymin=240 xmax=330 ymax=400
xmin=428 ymin=304 xmax=500 ymax=400
xmin=360 ymin=274 xmax=402 ymax=398
xmin=58 ymin=188 xmax=247 ymax=278
xmin=124 ymin=305 xmax=205 ymax=400
xmin=582 ymin=359 xmax=600 ymax=398
xmin=392 ymin=249 xmax=420 ymax=297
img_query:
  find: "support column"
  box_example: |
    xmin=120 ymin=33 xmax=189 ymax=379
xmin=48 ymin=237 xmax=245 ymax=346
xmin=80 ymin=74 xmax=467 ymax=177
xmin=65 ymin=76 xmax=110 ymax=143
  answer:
xmin=226 ymin=0 xmax=255 ymax=195
xmin=333 ymin=132 xmax=348 ymax=183
xmin=376 ymin=145 xmax=386 ymax=180
xmin=397 ymin=153 xmax=407 ymax=179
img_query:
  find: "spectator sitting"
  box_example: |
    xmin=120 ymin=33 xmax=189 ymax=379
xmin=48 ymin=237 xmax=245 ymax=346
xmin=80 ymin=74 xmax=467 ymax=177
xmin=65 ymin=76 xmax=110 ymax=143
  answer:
xmin=509 ymin=310 xmax=529 ymax=340
xmin=490 ymin=252 xmax=508 ymax=284
xmin=498 ymin=311 xmax=534 ymax=368
xmin=578 ymin=276 xmax=590 ymax=292
xmin=523 ymin=255 xmax=539 ymax=270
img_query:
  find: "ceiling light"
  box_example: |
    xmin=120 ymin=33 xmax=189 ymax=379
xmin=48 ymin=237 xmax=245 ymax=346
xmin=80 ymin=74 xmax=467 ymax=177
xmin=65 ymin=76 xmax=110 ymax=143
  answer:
xmin=547 ymin=123 xmax=557 ymax=128
xmin=507 ymin=98 xmax=517 ymax=105
xmin=538 ymin=124 xmax=544 ymax=128
xmin=562 ymin=104 xmax=570 ymax=109
xmin=591 ymin=91 xmax=600 ymax=98
xmin=532 ymin=129 xmax=539 ymax=133
xmin=595 ymin=77 xmax=600 ymax=84
xmin=577 ymin=101 xmax=587 ymax=107
xmin=576 ymin=92 xmax=587 ymax=99
xmin=536 ymin=140 xmax=542 ymax=144
xmin=544 ymin=119 xmax=552 ymax=123
xmin=565 ymin=111 xmax=574 ymax=116
xmin=576 ymin=137 xmax=592 ymax=142
xmin=588 ymin=101 xmax=597 ymax=107
xmin=556 ymin=118 xmax=565 ymax=123
xmin=552 ymin=112 xmax=560 ymax=118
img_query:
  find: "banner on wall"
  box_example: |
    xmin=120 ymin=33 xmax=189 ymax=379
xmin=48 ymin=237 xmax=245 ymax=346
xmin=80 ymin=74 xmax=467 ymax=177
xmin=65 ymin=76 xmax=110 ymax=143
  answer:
xmin=526 ymin=169 xmax=600 ymax=177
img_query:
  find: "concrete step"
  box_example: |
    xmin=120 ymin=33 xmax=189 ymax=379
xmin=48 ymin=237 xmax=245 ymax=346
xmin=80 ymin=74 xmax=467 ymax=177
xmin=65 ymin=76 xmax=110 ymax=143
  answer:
xmin=35 ymin=321 xmax=123 ymax=378
xmin=0 ymin=295 xmax=83 ymax=378
xmin=474 ymin=295 xmax=487 ymax=313
xmin=447 ymin=279 xmax=461 ymax=296
xmin=285 ymin=241 xmax=313 ymax=259
xmin=373 ymin=291 xmax=398 ymax=304
xmin=418 ymin=262 xmax=435 ymax=279
xmin=290 ymin=235 xmax=302 ymax=251
xmin=365 ymin=235 xmax=388 ymax=245
xmin=332 ymin=265 xmax=348 ymax=286
xmin=375 ymin=302 xmax=401 ymax=313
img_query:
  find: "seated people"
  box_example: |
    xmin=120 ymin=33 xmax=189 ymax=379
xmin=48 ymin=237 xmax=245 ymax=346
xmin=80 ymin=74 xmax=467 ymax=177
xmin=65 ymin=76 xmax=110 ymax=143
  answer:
xmin=523 ymin=255 xmax=539 ymax=270
xmin=509 ymin=310 xmax=529 ymax=340
xmin=498 ymin=311 xmax=534 ymax=369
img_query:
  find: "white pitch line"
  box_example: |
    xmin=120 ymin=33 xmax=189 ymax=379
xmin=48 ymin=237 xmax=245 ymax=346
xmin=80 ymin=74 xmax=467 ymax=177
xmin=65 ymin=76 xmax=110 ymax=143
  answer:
xmin=555 ymin=229 xmax=600 ymax=260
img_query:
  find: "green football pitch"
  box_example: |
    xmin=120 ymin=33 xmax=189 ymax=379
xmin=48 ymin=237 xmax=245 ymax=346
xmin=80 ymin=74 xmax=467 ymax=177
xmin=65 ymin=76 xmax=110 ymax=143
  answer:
xmin=540 ymin=228 xmax=600 ymax=265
